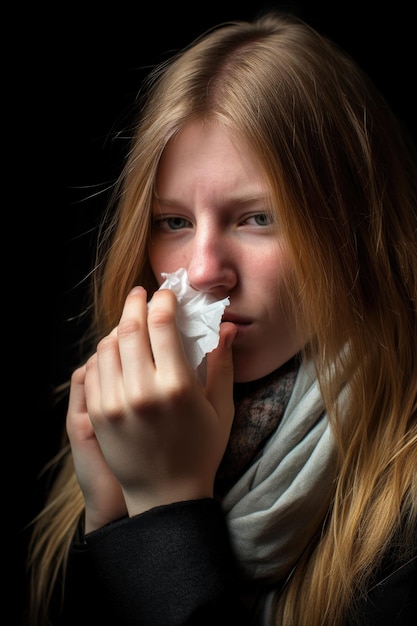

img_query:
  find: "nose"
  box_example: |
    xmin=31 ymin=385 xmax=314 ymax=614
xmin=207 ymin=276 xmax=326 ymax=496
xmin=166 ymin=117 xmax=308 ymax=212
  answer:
xmin=186 ymin=226 xmax=237 ymax=296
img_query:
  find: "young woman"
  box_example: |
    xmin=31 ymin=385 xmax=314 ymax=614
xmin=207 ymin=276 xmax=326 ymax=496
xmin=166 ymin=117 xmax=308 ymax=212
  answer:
xmin=27 ymin=11 xmax=417 ymax=626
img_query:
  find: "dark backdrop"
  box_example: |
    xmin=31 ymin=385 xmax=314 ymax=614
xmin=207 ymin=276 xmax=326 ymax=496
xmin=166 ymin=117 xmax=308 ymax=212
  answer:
xmin=17 ymin=2 xmax=416 ymax=622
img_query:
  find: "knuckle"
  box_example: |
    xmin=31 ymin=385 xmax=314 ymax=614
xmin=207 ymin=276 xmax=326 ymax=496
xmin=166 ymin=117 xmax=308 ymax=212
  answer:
xmin=148 ymin=307 xmax=175 ymax=329
xmin=127 ymin=392 xmax=156 ymax=415
xmin=96 ymin=334 xmax=117 ymax=353
xmin=85 ymin=353 xmax=98 ymax=372
xmin=104 ymin=405 xmax=126 ymax=423
xmin=70 ymin=365 xmax=85 ymax=384
xmin=148 ymin=290 xmax=177 ymax=329
xmin=95 ymin=401 xmax=125 ymax=424
xmin=163 ymin=378 xmax=190 ymax=404
xmin=117 ymin=318 xmax=142 ymax=340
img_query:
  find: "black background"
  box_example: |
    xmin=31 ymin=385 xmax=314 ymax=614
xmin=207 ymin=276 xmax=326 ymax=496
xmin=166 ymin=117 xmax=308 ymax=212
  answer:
xmin=17 ymin=2 xmax=416 ymax=622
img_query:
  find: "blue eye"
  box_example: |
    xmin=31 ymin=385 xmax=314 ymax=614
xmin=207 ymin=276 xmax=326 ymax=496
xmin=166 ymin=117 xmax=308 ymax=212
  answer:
xmin=256 ymin=213 xmax=272 ymax=225
xmin=246 ymin=213 xmax=274 ymax=226
xmin=167 ymin=217 xmax=189 ymax=230
xmin=154 ymin=216 xmax=191 ymax=231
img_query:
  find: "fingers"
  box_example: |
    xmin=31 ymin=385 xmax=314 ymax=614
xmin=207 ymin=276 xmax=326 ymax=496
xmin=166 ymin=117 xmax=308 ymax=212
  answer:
xmin=85 ymin=287 xmax=233 ymax=423
xmin=116 ymin=286 xmax=155 ymax=392
xmin=67 ymin=363 xmax=128 ymax=532
xmin=147 ymin=289 xmax=191 ymax=382
xmin=66 ymin=363 xmax=106 ymax=455
xmin=67 ymin=289 xmax=237 ymax=519
xmin=115 ymin=287 xmax=188 ymax=380
xmin=66 ymin=364 xmax=95 ymax=442
xmin=89 ymin=286 xmax=158 ymax=417
xmin=79 ymin=286 xmax=187 ymax=430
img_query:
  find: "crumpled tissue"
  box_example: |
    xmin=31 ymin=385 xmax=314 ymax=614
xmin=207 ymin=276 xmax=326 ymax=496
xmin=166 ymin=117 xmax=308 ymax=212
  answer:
xmin=151 ymin=267 xmax=230 ymax=371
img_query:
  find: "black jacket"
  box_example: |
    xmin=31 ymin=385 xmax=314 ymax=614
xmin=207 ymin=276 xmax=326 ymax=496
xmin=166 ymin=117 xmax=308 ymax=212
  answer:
xmin=56 ymin=498 xmax=417 ymax=626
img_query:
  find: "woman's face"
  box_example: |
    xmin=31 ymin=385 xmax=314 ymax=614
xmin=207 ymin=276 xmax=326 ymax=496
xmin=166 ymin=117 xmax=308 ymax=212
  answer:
xmin=150 ymin=120 xmax=300 ymax=382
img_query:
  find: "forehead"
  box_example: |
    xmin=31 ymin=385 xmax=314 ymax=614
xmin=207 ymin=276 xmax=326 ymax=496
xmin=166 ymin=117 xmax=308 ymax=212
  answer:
xmin=156 ymin=120 xmax=269 ymax=196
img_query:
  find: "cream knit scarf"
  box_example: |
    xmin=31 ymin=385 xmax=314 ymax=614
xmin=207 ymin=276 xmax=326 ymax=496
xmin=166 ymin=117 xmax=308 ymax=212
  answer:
xmin=216 ymin=356 xmax=337 ymax=583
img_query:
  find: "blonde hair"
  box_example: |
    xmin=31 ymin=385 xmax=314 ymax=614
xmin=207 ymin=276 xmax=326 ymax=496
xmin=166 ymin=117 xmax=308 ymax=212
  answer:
xmin=28 ymin=11 xmax=417 ymax=625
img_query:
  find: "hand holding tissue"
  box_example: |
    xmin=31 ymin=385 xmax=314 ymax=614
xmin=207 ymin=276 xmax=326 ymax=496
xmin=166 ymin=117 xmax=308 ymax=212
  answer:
xmin=151 ymin=268 xmax=230 ymax=370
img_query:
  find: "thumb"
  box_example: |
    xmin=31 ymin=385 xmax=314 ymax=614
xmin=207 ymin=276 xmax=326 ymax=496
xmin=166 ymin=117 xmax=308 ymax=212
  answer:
xmin=205 ymin=322 xmax=237 ymax=424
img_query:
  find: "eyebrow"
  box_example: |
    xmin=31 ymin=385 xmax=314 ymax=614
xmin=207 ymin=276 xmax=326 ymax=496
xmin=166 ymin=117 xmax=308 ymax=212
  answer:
xmin=153 ymin=192 xmax=269 ymax=208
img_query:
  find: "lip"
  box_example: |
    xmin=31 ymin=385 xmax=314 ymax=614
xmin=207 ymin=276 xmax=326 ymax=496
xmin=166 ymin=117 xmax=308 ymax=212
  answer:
xmin=221 ymin=312 xmax=252 ymax=336
xmin=221 ymin=312 xmax=252 ymax=325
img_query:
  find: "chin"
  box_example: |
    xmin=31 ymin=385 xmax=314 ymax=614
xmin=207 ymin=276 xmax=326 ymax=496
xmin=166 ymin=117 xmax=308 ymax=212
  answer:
xmin=233 ymin=351 xmax=297 ymax=383
xmin=233 ymin=361 xmax=276 ymax=383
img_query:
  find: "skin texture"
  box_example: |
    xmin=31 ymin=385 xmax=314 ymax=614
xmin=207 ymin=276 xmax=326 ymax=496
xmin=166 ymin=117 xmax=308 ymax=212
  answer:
xmin=151 ymin=120 xmax=300 ymax=382
xmin=66 ymin=120 xmax=301 ymax=533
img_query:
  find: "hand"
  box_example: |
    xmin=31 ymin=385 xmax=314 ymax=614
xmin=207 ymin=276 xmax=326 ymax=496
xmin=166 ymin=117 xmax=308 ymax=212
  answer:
xmin=70 ymin=285 xmax=237 ymax=521
xmin=66 ymin=364 xmax=128 ymax=533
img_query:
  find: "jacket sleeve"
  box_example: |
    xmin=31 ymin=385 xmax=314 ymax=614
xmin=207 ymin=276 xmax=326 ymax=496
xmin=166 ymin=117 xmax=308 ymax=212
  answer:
xmin=55 ymin=497 xmax=417 ymax=626
xmin=58 ymin=498 xmax=250 ymax=626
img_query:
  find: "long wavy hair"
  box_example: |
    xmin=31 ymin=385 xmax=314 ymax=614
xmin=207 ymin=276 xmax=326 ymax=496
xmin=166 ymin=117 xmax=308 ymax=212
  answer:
xmin=28 ymin=11 xmax=417 ymax=626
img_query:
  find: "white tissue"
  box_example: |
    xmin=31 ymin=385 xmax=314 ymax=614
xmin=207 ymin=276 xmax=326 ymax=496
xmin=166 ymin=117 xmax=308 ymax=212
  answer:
xmin=152 ymin=267 xmax=230 ymax=370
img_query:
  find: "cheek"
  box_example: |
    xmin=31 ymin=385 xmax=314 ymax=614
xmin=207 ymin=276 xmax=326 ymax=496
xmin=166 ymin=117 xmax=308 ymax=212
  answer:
xmin=263 ymin=247 xmax=298 ymax=325
xmin=149 ymin=242 xmax=189 ymax=285
xmin=276 ymin=261 xmax=297 ymax=323
xmin=261 ymin=243 xmax=294 ymax=294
